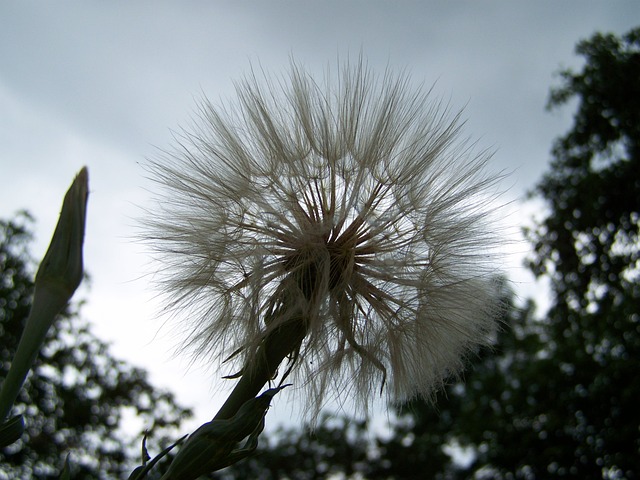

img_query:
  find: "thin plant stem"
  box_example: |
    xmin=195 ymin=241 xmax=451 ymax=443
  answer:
xmin=213 ymin=318 xmax=306 ymax=420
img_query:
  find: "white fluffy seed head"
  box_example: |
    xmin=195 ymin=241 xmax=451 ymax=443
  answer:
xmin=142 ymin=58 xmax=508 ymax=420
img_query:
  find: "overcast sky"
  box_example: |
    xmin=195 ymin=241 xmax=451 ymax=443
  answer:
xmin=1 ymin=2 xmax=638 ymax=436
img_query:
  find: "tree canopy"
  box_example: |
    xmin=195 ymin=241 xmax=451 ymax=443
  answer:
xmin=523 ymin=26 xmax=639 ymax=479
xmin=0 ymin=213 xmax=192 ymax=479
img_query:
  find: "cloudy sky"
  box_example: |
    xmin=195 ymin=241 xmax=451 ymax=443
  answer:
xmin=1 ymin=2 xmax=638 ymax=435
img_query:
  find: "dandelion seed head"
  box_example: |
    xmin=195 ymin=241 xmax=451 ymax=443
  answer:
xmin=143 ymin=58 xmax=507 ymax=420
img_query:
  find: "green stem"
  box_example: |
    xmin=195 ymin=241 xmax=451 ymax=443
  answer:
xmin=0 ymin=285 xmax=68 ymax=421
xmin=213 ymin=318 xmax=307 ymax=420
xmin=0 ymin=167 xmax=87 ymax=423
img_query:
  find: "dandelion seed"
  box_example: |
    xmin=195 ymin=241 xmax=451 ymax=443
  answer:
xmin=143 ymin=58 xmax=506 ymax=420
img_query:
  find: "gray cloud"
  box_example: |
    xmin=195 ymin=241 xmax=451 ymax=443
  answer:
xmin=1 ymin=0 xmax=638 ymax=429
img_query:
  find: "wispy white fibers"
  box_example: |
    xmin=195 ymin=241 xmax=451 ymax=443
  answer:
xmin=142 ymin=58 xmax=507 ymax=420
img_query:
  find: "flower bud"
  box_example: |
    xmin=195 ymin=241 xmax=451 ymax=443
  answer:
xmin=35 ymin=166 xmax=88 ymax=300
xmin=0 ymin=168 xmax=88 ymax=422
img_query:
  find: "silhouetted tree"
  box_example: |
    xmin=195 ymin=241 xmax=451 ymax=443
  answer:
xmin=521 ymin=26 xmax=639 ymax=478
xmin=0 ymin=213 xmax=192 ymax=479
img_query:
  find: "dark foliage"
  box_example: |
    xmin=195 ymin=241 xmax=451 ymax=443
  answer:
xmin=522 ymin=27 xmax=640 ymax=478
xmin=0 ymin=213 xmax=192 ymax=479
